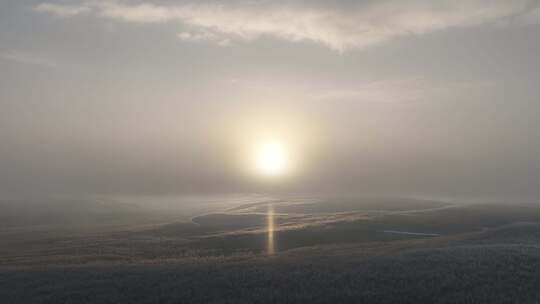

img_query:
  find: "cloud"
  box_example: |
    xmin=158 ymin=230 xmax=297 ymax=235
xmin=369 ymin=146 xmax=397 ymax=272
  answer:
xmin=178 ymin=31 xmax=231 ymax=46
xmin=229 ymin=75 xmax=493 ymax=106
xmin=226 ymin=76 xmax=461 ymax=105
xmin=96 ymin=2 xmax=178 ymax=23
xmin=34 ymin=1 xmax=540 ymax=51
xmin=34 ymin=3 xmax=90 ymax=17
xmin=0 ymin=50 xmax=57 ymax=68
xmin=311 ymin=78 xmax=428 ymax=104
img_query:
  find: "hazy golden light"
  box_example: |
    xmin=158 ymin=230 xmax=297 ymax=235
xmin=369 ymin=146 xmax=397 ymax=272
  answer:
xmin=255 ymin=141 xmax=288 ymax=177
xmin=267 ymin=204 xmax=275 ymax=255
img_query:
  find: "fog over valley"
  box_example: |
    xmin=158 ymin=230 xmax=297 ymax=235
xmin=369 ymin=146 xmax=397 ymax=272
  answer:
xmin=2 ymin=1 xmax=540 ymax=303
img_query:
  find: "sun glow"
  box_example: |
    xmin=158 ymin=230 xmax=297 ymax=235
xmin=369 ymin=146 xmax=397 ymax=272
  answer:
xmin=255 ymin=141 xmax=289 ymax=177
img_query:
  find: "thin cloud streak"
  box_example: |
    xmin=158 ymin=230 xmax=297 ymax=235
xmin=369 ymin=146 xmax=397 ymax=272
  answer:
xmin=0 ymin=50 xmax=57 ymax=68
xmin=177 ymin=31 xmax=231 ymax=46
xmin=34 ymin=3 xmax=90 ymax=17
xmin=33 ymin=0 xmax=540 ymax=51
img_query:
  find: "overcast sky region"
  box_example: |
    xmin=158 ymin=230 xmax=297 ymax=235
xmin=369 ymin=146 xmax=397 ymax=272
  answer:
xmin=1 ymin=0 xmax=540 ymax=200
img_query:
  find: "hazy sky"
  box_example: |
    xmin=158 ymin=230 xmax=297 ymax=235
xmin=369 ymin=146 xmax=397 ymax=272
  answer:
xmin=1 ymin=0 xmax=540 ymax=199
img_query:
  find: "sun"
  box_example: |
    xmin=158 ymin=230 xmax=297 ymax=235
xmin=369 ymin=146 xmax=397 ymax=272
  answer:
xmin=255 ymin=141 xmax=289 ymax=177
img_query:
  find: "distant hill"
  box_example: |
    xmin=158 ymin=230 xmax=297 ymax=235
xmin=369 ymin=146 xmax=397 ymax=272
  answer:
xmin=231 ymin=196 xmax=450 ymax=214
xmin=0 ymin=199 xmax=177 ymax=232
